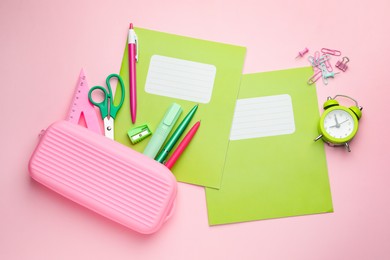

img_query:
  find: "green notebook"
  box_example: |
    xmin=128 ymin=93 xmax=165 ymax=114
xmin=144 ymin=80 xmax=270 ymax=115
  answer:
xmin=205 ymin=67 xmax=333 ymax=225
xmin=114 ymin=28 xmax=246 ymax=188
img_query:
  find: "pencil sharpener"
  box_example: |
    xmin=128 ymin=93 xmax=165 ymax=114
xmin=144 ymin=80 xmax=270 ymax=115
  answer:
xmin=128 ymin=124 xmax=152 ymax=144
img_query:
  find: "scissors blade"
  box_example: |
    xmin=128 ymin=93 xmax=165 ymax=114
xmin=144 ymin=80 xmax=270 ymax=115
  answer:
xmin=103 ymin=117 xmax=115 ymax=140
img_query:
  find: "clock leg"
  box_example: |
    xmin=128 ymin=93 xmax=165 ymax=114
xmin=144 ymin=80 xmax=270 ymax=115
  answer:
xmin=345 ymin=142 xmax=351 ymax=152
xmin=314 ymin=134 xmax=323 ymax=141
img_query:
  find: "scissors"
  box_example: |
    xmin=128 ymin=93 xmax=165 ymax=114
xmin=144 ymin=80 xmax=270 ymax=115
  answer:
xmin=88 ymin=74 xmax=125 ymax=140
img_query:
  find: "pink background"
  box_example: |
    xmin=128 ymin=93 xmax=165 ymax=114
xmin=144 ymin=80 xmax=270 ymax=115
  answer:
xmin=1 ymin=0 xmax=389 ymax=259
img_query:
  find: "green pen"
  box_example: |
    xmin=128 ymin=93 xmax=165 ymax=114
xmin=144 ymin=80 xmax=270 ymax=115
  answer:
xmin=155 ymin=104 xmax=199 ymax=163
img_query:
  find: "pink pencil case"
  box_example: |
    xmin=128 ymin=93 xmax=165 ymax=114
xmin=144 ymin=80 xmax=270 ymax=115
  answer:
xmin=28 ymin=120 xmax=177 ymax=234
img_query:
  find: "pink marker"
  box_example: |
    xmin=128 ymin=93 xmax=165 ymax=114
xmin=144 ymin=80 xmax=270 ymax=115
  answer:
xmin=128 ymin=23 xmax=138 ymax=123
xmin=164 ymin=121 xmax=201 ymax=170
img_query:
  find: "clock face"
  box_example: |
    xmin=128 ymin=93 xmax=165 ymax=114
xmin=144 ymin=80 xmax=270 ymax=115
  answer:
xmin=323 ymin=109 xmax=355 ymax=139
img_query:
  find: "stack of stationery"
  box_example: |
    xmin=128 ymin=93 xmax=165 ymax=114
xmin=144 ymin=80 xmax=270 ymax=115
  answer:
xmin=113 ymin=27 xmax=333 ymax=226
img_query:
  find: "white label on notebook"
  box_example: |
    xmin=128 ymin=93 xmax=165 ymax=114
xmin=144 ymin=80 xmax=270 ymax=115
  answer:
xmin=230 ymin=94 xmax=295 ymax=140
xmin=145 ymin=55 xmax=216 ymax=103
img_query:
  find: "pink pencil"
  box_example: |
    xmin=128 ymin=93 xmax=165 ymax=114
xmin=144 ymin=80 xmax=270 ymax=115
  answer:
xmin=165 ymin=121 xmax=201 ymax=169
xmin=128 ymin=23 xmax=138 ymax=123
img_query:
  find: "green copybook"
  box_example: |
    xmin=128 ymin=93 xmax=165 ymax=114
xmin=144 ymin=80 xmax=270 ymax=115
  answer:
xmin=205 ymin=67 xmax=333 ymax=225
xmin=114 ymin=28 xmax=246 ymax=188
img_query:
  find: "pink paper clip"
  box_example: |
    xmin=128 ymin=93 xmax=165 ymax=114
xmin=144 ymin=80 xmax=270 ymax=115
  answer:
xmin=324 ymin=56 xmax=333 ymax=72
xmin=336 ymin=57 xmax=350 ymax=72
xmin=307 ymin=70 xmax=322 ymax=85
xmin=321 ymin=48 xmax=342 ymax=56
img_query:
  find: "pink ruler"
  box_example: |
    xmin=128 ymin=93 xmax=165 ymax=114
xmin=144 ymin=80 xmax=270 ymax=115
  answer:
xmin=66 ymin=69 xmax=102 ymax=134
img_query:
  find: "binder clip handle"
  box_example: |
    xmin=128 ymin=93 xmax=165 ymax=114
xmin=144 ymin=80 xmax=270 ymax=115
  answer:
xmin=336 ymin=57 xmax=350 ymax=72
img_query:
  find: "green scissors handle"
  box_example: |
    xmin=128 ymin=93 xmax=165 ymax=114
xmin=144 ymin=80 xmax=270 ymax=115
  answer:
xmin=88 ymin=74 xmax=125 ymax=119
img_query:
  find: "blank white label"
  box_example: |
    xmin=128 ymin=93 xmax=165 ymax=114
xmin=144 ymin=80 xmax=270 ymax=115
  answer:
xmin=230 ymin=94 xmax=295 ymax=140
xmin=145 ymin=55 xmax=216 ymax=103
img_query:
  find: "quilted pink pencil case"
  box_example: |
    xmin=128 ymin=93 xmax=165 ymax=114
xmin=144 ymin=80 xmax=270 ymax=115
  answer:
xmin=29 ymin=120 xmax=177 ymax=234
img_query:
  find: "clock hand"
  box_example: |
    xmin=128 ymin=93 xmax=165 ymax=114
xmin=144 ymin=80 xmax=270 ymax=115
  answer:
xmin=334 ymin=114 xmax=340 ymax=127
xmin=329 ymin=119 xmax=350 ymax=128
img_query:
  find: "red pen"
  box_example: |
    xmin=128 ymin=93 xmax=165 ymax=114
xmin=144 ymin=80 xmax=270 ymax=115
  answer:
xmin=128 ymin=23 xmax=138 ymax=123
xmin=164 ymin=121 xmax=201 ymax=169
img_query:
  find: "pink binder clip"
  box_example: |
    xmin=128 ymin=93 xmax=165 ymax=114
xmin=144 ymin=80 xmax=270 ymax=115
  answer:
xmin=335 ymin=57 xmax=350 ymax=72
